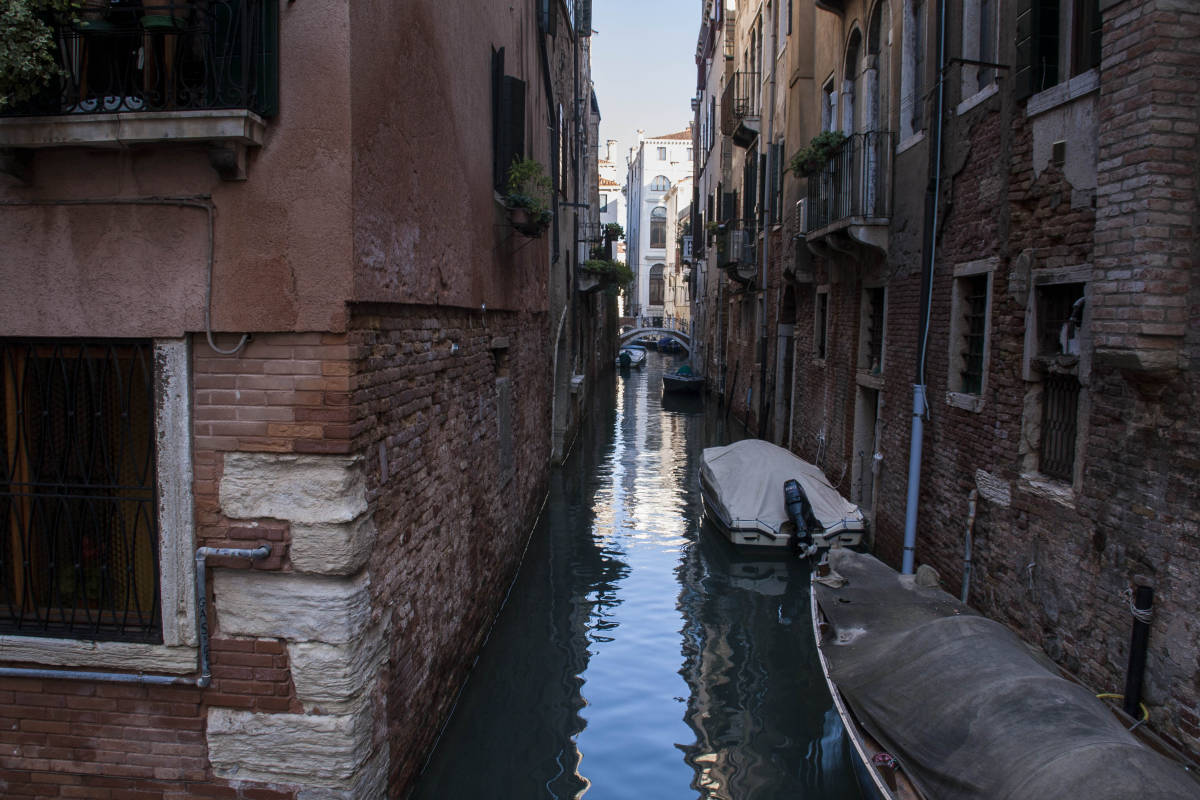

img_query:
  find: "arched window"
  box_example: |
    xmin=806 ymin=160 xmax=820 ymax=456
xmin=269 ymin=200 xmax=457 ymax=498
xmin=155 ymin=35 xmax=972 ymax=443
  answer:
xmin=843 ymin=29 xmax=863 ymax=133
xmin=650 ymin=207 xmax=667 ymax=248
xmin=650 ymin=175 xmax=671 ymax=192
xmin=649 ymin=264 xmax=665 ymax=306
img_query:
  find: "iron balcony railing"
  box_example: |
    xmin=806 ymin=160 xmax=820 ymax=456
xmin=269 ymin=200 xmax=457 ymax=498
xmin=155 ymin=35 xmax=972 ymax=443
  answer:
xmin=3 ymin=0 xmax=278 ymax=117
xmin=720 ymin=71 xmax=760 ymax=137
xmin=717 ymin=219 xmax=757 ymax=283
xmin=803 ymin=131 xmax=896 ymax=233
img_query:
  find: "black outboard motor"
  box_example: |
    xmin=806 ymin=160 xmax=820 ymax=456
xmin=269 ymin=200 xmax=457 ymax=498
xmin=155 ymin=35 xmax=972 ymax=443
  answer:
xmin=784 ymin=478 xmax=820 ymax=557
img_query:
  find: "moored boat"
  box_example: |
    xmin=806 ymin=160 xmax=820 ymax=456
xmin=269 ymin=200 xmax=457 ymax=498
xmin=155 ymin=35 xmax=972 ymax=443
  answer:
xmin=617 ymin=344 xmax=647 ymax=368
xmin=662 ymin=365 xmax=703 ymax=393
xmin=811 ymin=549 xmax=1200 ymax=800
xmin=699 ymin=439 xmax=866 ymax=550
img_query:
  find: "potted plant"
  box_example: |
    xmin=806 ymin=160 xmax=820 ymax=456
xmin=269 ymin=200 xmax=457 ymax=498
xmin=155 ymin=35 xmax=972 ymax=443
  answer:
xmin=789 ymin=131 xmax=848 ymax=177
xmin=0 ymin=0 xmax=78 ymax=109
xmin=603 ymin=222 xmax=624 ymax=242
xmin=504 ymin=156 xmax=553 ymax=236
xmin=580 ymin=258 xmax=634 ymax=296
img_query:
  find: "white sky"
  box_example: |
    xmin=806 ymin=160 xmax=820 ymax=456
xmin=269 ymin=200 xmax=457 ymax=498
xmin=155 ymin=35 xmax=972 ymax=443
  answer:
xmin=590 ymin=0 xmax=700 ymax=170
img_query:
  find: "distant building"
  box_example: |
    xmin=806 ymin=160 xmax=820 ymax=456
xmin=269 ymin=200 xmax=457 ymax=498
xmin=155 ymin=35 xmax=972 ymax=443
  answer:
xmin=626 ymin=126 xmax=694 ymax=324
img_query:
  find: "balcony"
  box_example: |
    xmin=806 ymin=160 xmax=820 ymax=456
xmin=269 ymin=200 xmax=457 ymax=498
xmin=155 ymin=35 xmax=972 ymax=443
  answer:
xmin=0 ymin=0 xmax=277 ymax=179
xmin=803 ymin=131 xmax=895 ymax=256
xmin=717 ymin=220 xmax=757 ymax=285
xmin=720 ymin=71 xmax=760 ymax=147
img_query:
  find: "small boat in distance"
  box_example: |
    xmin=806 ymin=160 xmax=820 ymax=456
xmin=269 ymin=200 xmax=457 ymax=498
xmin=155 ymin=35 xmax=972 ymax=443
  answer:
xmin=617 ymin=345 xmax=647 ymax=368
xmin=699 ymin=439 xmax=866 ymax=550
xmin=812 ymin=549 xmax=1200 ymax=800
xmin=662 ymin=364 xmax=703 ymax=393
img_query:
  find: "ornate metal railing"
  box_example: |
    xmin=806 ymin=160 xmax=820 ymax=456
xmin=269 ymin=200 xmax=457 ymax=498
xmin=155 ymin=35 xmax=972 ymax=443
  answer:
xmin=803 ymin=131 xmax=895 ymax=233
xmin=3 ymin=0 xmax=277 ymax=117
xmin=720 ymin=71 xmax=760 ymax=137
xmin=0 ymin=339 xmax=161 ymax=643
xmin=1040 ymin=372 xmax=1079 ymax=482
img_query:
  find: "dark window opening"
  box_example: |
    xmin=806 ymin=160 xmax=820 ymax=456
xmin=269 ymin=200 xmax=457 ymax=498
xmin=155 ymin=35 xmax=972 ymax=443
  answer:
xmin=960 ymin=274 xmax=988 ymax=394
xmin=816 ymin=292 xmax=829 ymax=360
xmin=649 ymin=264 xmax=665 ymax=306
xmin=1040 ymin=372 xmax=1079 ymax=480
xmin=1 ymin=339 xmax=161 ymax=643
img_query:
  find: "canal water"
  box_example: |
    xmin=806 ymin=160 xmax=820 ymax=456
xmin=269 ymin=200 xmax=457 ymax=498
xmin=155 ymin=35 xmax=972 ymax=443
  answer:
xmin=411 ymin=352 xmax=863 ymax=799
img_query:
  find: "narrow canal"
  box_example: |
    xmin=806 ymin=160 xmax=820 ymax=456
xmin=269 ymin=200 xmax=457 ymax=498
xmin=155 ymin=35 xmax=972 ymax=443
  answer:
xmin=412 ymin=351 xmax=864 ymax=799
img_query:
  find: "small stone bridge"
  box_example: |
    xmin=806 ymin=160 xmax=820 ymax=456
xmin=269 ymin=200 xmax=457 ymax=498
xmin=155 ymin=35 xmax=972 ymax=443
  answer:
xmin=618 ymin=323 xmax=692 ymax=354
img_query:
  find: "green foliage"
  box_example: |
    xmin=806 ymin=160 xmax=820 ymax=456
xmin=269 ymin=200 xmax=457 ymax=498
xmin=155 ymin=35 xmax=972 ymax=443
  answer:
xmin=603 ymin=222 xmax=624 ymax=241
xmin=789 ymin=130 xmax=848 ymax=177
xmin=582 ymin=258 xmax=633 ymax=294
xmin=0 ymin=0 xmax=79 ymax=109
xmin=504 ymin=156 xmax=553 ymax=225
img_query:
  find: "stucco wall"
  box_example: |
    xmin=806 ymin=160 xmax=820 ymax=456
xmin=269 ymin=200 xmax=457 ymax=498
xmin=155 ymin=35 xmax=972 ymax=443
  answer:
xmin=0 ymin=0 xmax=355 ymax=338
xmin=349 ymin=2 xmax=550 ymax=313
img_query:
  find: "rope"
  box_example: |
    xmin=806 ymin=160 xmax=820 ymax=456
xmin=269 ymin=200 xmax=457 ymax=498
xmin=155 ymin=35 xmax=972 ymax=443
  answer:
xmin=1123 ymin=588 xmax=1154 ymax=625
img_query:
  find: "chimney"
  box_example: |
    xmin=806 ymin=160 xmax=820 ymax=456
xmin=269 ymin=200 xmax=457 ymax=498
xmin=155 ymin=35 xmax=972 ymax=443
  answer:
xmin=606 ymin=139 xmax=617 ymax=162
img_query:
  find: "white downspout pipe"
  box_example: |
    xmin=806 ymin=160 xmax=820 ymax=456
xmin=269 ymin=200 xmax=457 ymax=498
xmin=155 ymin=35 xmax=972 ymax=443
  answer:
xmin=901 ymin=0 xmax=947 ymax=575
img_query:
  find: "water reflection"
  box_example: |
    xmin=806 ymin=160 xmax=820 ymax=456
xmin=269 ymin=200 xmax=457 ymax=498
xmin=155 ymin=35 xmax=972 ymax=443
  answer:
xmin=410 ymin=354 xmax=861 ymax=799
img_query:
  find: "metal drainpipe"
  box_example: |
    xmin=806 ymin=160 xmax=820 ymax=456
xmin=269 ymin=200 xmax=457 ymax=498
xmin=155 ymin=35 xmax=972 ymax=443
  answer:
xmin=901 ymin=0 xmax=947 ymax=575
xmin=758 ymin=11 xmax=779 ymax=439
xmin=0 ymin=545 xmax=270 ymax=687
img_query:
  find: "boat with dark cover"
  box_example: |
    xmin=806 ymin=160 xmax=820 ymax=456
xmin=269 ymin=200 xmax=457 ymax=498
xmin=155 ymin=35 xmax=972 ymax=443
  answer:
xmin=811 ymin=548 xmax=1200 ymax=800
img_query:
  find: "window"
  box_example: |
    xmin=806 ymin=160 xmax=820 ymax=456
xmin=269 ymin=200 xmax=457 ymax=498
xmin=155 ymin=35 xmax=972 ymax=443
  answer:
xmin=658 ymin=147 xmax=667 ymax=160
xmin=1 ymin=339 xmax=159 ymax=641
xmin=957 ymin=274 xmax=989 ymax=393
xmin=649 ymin=264 xmax=665 ymax=306
xmin=902 ymin=0 xmax=927 ymax=138
xmin=687 ymin=147 xmax=694 ymax=162
xmin=859 ymin=287 xmax=886 ymax=375
xmin=1022 ymin=272 xmax=1088 ymax=484
xmin=843 ymin=30 xmax=862 ymax=133
xmin=947 ymin=259 xmax=995 ymax=407
xmin=491 ymin=48 xmax=526 ymax=192
xmin=814 ymin=288 xmax=830 ymax=360
xmin=650 ymin=175 xmax=671 ymax=192
xmin=962 ymin=0 xmax=998 ymax=100
xmin=1015 ymin=0 xmax=1101 ymax=99
xmin=821 ymin=77 xmax=837 ymax=132
xmin=1 ymin=338 xmax=193 ymax=659
xmin=600 ymin=193 xmax=608 ymax=212
xmin=650 ymin=207 xmax=667 ymax=248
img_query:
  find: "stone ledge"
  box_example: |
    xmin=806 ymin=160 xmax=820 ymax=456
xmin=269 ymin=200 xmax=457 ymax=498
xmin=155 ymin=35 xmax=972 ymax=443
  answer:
xmin=290 ymin=514 xmax=376 ymax=576
xmin=220 ymin=453 xmax=367 ymax=525
xmin=213 ymin=570 xmax=371 ymax=645
xmin=289 ymin=622 xmax=386 ymax=714
xmin=0 ymin=636 xmax=196 ymax=673
xmin=0 ymin=109 xmax=266 ymax=149
xmin=207 ymin=704 xmax=376 ymax=790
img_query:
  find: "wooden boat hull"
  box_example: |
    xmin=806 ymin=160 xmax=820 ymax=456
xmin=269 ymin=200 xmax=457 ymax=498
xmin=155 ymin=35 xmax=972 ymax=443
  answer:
xmin=662 ymin=373 xmax=703 ymax=393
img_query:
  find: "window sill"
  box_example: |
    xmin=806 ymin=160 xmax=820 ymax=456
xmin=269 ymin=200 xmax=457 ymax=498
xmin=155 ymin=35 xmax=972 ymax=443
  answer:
xmin=0 ymin=635 xmax=197 ymax=673
xmin=896 ymin=130 xmax=926 ymax=156
xmin=857 ymin=370 xmax=885 ymax=390
xmin=957 ymin=82 xmax=999 ymax=116
xmin=1017 ymin=473 xmax=1077 ymax=508
xmin=946 ymin=391 xmax=985 ymax=412
xmin=1026 ymin=69 xmax=1100 ymax=118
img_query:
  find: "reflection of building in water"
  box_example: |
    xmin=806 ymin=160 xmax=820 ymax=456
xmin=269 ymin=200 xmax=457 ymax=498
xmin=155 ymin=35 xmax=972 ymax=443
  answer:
xmin=676 ymin=529 xmax=860 ymax=798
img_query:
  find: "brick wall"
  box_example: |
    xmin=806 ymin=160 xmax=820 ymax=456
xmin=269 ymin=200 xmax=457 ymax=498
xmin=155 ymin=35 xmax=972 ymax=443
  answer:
xmin=343 ymin=304 xmax=553 ymax=791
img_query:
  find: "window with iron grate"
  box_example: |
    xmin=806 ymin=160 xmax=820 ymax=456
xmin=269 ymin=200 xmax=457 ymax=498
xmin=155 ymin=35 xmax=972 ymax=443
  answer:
xmin=1 ymin=339 xmax=161 ymax=643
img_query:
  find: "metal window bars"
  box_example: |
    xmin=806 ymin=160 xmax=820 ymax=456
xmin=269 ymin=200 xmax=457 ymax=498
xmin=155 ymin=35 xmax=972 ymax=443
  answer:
xmin=803 ymin=131 xmax=896 ymax=233
xmin=1039 ymin=372 xmax=1079 ymax=481
xmin=3 ymin=0 xmax=277 ymax=117
xmin=960 ymin=275 xmax=988 ymax=394
xmin=1 ymin=339 xmax=161 ymax=643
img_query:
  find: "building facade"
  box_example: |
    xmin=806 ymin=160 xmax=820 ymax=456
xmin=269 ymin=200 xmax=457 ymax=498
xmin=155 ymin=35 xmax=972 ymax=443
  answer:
xmin=0 ymin=0 xmax=608 ymax=796
xmin=694 ymin=0 xmax=1200 ymax=761
xmin=626 ymin=126 xmax=694 ymax=324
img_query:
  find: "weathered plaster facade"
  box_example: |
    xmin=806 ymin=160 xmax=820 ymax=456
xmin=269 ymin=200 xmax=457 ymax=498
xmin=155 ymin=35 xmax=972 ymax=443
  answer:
xmin=0 ymin=1 xmax=609 ymax=796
